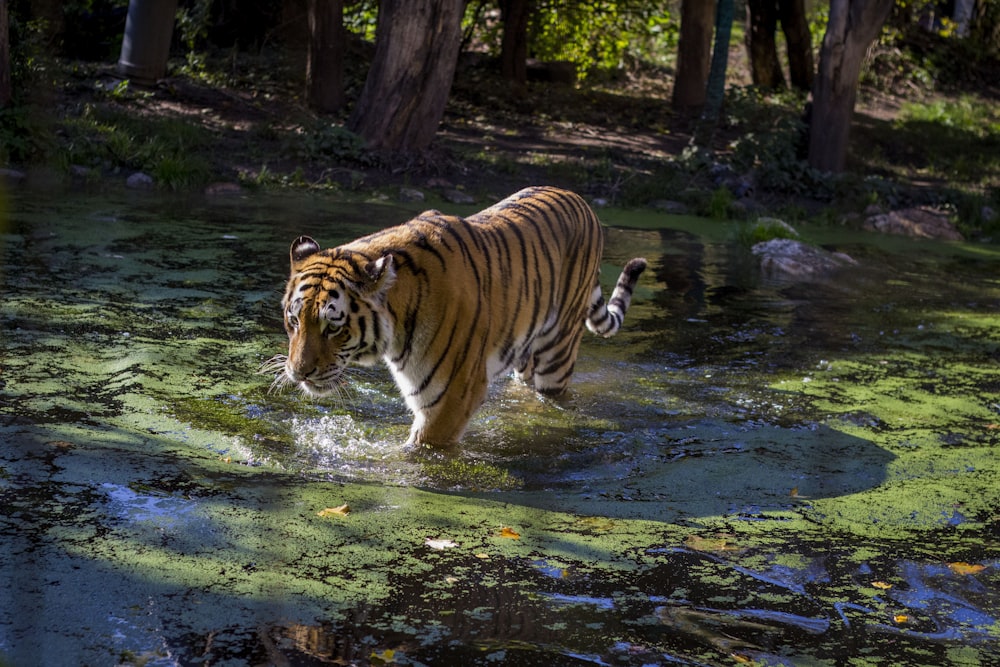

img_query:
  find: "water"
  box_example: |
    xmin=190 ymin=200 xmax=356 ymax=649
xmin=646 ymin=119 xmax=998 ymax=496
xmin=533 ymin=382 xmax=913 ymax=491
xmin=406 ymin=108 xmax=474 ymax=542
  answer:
xmin=1 ymin=189 xmax=998 ymax=665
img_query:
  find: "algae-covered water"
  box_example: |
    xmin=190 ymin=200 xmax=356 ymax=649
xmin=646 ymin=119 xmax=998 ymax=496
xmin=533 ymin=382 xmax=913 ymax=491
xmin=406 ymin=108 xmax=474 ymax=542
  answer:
xmin=1 ymin=188 xmax=998 ymax=666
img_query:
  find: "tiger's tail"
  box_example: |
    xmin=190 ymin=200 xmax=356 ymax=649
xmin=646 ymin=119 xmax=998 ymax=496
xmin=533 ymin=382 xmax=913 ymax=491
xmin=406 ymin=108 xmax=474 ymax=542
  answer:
xmin=586 ymin=258 xmax=648 ymax=338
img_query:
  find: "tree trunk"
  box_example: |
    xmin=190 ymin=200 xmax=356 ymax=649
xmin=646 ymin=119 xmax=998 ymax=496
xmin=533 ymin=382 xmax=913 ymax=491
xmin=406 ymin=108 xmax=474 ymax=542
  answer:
xmin=0 ymin=0 xmax=10 ymax=109
xmin=808 ymin=0 xmax=894 ymax=172
xmin=746 ymin=0 xmax=785 ymax=89
xmin=672 ymin=0 xmax=716 ymax=113
xmin=500 ymin=0 xmax=531 ymax=86
xmin=348 ymin=0 xmax=465 ymax=152
xmin=306 ymin=0 xmax=345 ymax=114
xmin=778 ymin=0 xmax=813 ymax=92
xmin=704 ymin=0 xmax=734 ymax=121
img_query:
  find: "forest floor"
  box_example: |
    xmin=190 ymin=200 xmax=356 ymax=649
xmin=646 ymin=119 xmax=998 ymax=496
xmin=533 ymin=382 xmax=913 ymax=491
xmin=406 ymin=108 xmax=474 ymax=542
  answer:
xmin=13 ymin=44 xmax=1000 ymax=237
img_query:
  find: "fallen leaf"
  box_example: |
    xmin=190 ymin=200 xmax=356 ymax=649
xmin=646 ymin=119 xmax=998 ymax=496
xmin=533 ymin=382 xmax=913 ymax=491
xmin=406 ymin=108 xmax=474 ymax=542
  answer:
xmin=732 ymin=653 xmax=755 ymax=664
xmin=370 ymin=648 xmax=395 ymax=663
xmin=684 ymin=533 xmax=739 ymax=552
xmin=894 ymin=614 xmax=909 ymax=624
xmin=475 ymin=553 xmax=491 ymax=560
xmin=948 ymin=562 xmax=986 ymax=576
xmin=500 ymin=526 xmax=521 ymax=540
xmin=871 ymin=581 xmax=893 ymax=590
xmin=425 ymin=538 xmax=458 ymax=550
xmin=317 ymin=504 xmax=351 ymax=517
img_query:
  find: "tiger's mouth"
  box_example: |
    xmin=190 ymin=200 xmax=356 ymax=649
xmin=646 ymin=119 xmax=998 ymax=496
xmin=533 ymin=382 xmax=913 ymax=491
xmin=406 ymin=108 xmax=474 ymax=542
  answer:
xmin=295 ymin=377 xmax=338 ymax=396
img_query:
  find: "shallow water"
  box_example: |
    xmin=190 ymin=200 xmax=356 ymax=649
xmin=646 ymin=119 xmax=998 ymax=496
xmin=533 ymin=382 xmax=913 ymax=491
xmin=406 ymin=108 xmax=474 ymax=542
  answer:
xmin=1 ymin=188 xmax=998 ymax=665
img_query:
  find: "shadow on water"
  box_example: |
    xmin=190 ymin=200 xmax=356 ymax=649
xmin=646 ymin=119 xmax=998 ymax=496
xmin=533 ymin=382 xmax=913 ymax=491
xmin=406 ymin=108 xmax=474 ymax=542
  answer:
xmin=2 ymin=190 xmax=999 ymax=665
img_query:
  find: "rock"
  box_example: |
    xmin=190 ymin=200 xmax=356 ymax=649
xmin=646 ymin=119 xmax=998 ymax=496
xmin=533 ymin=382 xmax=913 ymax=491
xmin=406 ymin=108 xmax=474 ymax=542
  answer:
xmin=591 ymin=197 xmax=610 ymax=208
xmin=69 ymin=165 xmax=92 ymax=179
xmin=398 ymin=187 xmax=425 ymax=203
xmin=126 ymin=172 xmax=155 ymax=190
xmin=0 ymin=168 xmax=26 ymax=185
xmin=442 ymin=188 xmax=475 ymax=205
xmin=650 ymin=200 xmax=689 ymax=215
xmin=752 ymin=238 xmax=856 ymax=280
xmin=204 ymin=182 xmax=244 ymax=196
xmin=864 ymin=206 xmax=963 ymax=241
xmin=982 ymin=205 xmax=996 ymax=223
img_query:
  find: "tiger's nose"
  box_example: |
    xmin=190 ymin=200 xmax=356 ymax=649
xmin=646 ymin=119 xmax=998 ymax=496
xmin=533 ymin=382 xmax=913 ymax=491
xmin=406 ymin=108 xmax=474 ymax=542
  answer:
xmin=286 ymin=362 xmax=315 ymax=383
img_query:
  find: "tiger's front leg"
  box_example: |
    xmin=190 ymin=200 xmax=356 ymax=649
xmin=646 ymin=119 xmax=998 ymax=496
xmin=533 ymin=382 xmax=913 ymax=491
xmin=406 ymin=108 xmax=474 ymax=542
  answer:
xmin=404 ymin=376 xmax=489 ymax=448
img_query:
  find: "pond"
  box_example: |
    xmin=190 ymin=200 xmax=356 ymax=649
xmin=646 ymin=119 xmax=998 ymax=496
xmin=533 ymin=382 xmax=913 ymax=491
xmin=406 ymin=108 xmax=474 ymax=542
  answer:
xmin=1 ymin=187 xmax=998 ymax=666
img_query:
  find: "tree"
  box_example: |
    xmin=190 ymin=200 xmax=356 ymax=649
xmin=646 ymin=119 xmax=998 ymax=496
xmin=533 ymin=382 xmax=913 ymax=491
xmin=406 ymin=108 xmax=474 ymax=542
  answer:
xmin=672 ymin=0 xmax=716 ymax=112
xmin=779 ymin=0 xmax=813 ymax=91
xmin=746 ymin=0 xmax=784 ymax=89
xmin=348 ymin=0 xmax=465 ymax=152
xmin=500 ymin=0 xmax=532 ymax=86
xmin=704 ymin=0 xmax=734 ymax=121
xmin=306 ymin=0 xmax=345 ymax=113
xmin=808 ymin=0 xmax=894 ymax=172
xmin=745 ymin=0 xmax=813 ymax=92
xmin=0 ymin=0 xmax=10 ymax=109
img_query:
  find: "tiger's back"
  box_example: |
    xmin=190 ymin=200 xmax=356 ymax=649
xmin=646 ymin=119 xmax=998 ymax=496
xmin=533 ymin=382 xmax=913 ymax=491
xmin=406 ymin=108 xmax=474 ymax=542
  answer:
xmin=279 ymin=186 xmax=646 ymax=447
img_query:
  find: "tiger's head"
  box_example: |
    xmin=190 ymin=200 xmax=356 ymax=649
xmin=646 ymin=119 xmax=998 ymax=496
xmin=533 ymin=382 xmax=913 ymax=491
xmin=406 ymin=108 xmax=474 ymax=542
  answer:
xmin=278 ymin=235 xmax=396 ymax=396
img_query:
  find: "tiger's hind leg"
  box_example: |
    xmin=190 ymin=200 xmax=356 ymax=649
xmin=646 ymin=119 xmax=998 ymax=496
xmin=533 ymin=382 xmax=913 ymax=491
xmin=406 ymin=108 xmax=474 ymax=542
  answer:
xmin=522 ymin=325 xmax=586 ymax=397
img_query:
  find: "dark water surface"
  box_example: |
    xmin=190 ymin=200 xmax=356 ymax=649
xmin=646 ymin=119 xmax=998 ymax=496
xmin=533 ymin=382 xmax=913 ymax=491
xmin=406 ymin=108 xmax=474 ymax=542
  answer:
xmin=2 ymin=189 xmax=998 ymax=665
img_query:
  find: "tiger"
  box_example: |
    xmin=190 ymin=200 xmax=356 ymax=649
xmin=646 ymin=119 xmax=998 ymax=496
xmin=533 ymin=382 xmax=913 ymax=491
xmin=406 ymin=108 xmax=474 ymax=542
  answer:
xmin=271 ymin=186 xmax=647 ymax=448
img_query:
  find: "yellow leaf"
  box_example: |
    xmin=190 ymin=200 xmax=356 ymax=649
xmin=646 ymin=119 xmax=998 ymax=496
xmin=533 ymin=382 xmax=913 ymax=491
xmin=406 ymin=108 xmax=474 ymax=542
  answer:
xmin=370 ymin=648 xmax=395 ymax=663
xmin=317 ymin=504 xmax=351 ymax=517
xmin=500 ymin=526 xmax=521 ymax=540
xmin=871 ymin=581 xmax=893 ymax=590
xmin=732 ymin=653 xmax=755 ymax=664
xmin=789 ymin=487 xmax=809 ymax=499
xmin=948 ymin=562 xmax=986 ymax=576
xmin=894 ymin=614 xmax=909 ymax=624
xmin=475 ymin=553 xmax=491 ymax=559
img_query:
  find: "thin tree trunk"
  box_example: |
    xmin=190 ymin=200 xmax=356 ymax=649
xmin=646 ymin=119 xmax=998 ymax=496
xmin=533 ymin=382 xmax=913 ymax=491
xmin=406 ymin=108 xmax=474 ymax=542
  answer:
xmin=306 ymin=0 xmax=345 ymax=113
xmin=672 ymin=0 xmax=716 ymax=113
xmin=348 ymin=0 xmax=464 ymax=152
xmin=746 ymin=0 xmax=785 ymax=89
xmin=808 ymin=0 xmax=894 ymax=172
xmin=778 ymin=0 xmax=813 ymax=92
xmin=704 ymin=0 xmax=734 ymax=120
xmin=0 ymin=0 xmax=10 ymax=109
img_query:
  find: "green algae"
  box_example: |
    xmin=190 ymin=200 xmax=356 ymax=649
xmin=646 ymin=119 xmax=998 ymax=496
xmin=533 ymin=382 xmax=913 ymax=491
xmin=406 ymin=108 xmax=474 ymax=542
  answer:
xmin=2 ymin=189 xmax=999 ymax=665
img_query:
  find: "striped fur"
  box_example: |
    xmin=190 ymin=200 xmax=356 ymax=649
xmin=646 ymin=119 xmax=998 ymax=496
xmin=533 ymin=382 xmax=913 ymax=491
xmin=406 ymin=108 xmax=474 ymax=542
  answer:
xmin=278 ymin=186 xmax=646 ymax=447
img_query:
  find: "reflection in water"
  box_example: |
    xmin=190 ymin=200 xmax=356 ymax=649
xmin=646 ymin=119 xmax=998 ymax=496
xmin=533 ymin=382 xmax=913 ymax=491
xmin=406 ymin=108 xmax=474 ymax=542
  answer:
xmin=2 ymin=191 xmax=999 ymax=665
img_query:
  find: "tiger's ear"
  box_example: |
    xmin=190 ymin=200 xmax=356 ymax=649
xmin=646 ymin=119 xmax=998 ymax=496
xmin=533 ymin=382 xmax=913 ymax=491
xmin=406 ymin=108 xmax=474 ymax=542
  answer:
xmin=290 ymin=236 xmax=321 ymax=268
xmin=362 ymin=253 xmax=396 ymax=296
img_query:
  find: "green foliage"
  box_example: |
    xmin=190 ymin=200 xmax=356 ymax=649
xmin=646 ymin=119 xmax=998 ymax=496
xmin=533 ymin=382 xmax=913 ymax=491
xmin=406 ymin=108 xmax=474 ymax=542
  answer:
xmin=175 ymin=0 xmax=214 ymax=74
xmin=293 ymin=122 xmax=375 ymax=166
xmin=736 ymin=217 xmax=799 ymax=247
xmin=707 ymin=186 xmax=734 ymax=219
xmin=464 ymin=1 xmax=677 ymax=78
xmin=0 ymin=106 xmax=52 ymax=164
xmin=58 ymin=105 xmax=211 ymax=188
